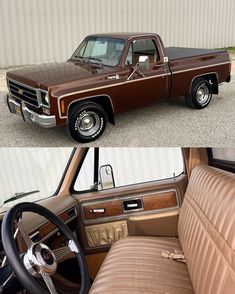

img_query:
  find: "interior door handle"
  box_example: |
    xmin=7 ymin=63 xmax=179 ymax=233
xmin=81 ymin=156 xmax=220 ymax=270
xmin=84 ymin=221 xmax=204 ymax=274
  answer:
xmin=126 ymin=203 xmax=139 ymax=208
xmin=123 ymin=199 xmax=143 ymax=211
xmin=89 ymin=208 xmax=105 ymax=214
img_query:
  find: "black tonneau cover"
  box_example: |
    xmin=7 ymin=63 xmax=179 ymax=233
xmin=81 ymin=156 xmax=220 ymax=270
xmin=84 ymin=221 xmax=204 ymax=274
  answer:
xmin=165 ymin=47 xmax=226 ymax=61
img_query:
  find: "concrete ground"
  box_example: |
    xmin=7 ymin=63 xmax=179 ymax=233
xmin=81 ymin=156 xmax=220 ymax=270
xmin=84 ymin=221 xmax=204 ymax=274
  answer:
xmin=0 ymin=60 xmax=234 ymax=147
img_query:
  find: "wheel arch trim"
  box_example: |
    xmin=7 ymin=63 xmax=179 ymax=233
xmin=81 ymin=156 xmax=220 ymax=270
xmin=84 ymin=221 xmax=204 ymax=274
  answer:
xmin=58 ymin=94 xmax=115 ymax=123
xmin=188 ymin=72 xmax=219 ymax=95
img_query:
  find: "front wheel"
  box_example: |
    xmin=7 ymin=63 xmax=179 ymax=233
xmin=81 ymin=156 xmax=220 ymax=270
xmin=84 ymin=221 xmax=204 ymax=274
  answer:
xmin=185 ymin=78 xmax=212 ymax=109
xmin=68 ymin=102 xmax=107 ymax=143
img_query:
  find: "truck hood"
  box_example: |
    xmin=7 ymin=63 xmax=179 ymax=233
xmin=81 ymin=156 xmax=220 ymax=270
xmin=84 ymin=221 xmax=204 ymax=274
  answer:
xmin=6 ymin=61 xmax=101 ymax=90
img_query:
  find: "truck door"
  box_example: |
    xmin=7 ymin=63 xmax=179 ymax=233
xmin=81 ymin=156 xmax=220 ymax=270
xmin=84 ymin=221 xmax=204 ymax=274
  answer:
xmin=121 ymin=37 xmax=169 ymax=111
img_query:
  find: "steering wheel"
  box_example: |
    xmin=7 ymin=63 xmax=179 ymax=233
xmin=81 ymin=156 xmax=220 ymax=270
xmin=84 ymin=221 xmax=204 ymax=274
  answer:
xmin=1 ymin=202 xmax=90 ymax=294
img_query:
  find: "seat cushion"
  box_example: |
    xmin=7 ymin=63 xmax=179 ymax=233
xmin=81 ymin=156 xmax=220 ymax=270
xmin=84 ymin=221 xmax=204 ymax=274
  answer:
xmin=89 ymin=236 xmax=194 ymax=294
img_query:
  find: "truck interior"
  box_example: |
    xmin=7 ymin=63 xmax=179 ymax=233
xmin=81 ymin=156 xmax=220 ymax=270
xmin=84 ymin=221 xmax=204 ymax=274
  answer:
xmin=0 ymin=147 xmax=234 ymax=294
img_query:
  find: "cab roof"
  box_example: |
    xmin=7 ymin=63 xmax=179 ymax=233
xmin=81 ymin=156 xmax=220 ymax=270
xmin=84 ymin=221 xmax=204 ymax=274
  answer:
xmin=87 ymin=32 xmax=158 ymax=40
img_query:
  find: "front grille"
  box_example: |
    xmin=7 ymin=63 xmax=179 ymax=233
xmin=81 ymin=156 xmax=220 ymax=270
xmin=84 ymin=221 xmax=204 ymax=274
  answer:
xmin=8 ymin=79 xmax=39 ymax=107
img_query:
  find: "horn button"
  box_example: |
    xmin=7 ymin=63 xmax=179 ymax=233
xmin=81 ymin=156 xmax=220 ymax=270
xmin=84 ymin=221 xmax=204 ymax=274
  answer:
xmin=24 ymin=243 xmax=57 ymax=277
xmin=40 ymin=248 xmax=54 ymax=265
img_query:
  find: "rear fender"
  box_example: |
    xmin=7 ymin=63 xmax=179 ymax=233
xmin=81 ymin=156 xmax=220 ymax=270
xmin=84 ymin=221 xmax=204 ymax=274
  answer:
xmin=189 ymin=73 xmax=219 ymax=94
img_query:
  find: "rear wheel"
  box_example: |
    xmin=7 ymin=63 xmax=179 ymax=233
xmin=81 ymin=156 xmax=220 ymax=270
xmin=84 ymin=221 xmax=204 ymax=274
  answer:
xmin=185 ymin=78 xmax=212 ymax=109
xmin=68 ymin=102 xmax=107 ymax=143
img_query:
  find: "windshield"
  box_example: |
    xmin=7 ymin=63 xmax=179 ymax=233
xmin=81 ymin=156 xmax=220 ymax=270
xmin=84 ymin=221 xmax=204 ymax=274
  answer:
xmin=71 ymin=37 xmax=126 ymax=67
xmin=0 ymin=148 xmax=73 ymax=212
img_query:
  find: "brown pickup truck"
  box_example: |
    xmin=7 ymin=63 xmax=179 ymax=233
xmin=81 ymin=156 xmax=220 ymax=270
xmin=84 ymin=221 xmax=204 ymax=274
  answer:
xmin=4 ymin=33 xmax=231 ymax=143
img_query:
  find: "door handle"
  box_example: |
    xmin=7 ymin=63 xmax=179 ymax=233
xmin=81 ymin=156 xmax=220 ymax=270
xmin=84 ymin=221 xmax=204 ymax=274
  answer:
xmin=123 ymin=199 xmax=143 ymax=211
xmin=126 ymin=203 xmax=139 ymax=208
xmin=107 ymin=74 xmax=120 ymax=80
xmin=153 ymin=64 xmax=165 ymax=70
xmin=89 ymin=208 xmax=105 ymax=214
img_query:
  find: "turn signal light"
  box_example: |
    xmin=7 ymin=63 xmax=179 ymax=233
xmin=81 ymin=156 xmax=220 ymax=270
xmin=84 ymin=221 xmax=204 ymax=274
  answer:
xmin=61 ymin=100 xmax=65 ymax=114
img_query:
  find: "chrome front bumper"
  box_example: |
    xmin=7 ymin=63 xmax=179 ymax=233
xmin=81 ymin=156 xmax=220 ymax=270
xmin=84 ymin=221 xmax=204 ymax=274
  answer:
xmin=4 ymin=94 xmax=56 ymax=128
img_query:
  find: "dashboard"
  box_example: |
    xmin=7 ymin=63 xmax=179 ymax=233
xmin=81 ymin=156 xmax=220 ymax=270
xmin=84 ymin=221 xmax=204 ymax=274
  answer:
xmin=29 ymin=206 xmax=77 ymax=243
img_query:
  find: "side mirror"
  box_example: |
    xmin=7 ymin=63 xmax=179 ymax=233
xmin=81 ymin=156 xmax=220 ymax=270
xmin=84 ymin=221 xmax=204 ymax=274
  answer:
xmin=138 ymin=56 xmax=150 ymax=70
xmin=99 ymin=164 xmax=115 ymax=190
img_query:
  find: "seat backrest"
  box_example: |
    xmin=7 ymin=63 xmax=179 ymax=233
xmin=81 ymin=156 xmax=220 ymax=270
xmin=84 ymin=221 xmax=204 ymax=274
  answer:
xmin=178 ymin=165 xmax=235 ymax=294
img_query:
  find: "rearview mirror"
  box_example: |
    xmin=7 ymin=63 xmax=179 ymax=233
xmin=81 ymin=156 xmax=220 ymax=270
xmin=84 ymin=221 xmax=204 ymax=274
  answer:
xmin=138 ymin=56 xmax=150 ymax=70
xmin=99 ymin=164 xmax=115 ymax=190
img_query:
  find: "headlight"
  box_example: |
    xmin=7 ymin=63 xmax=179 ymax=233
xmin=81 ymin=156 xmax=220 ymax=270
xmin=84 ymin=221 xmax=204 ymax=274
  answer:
xmin=44 ymin=92 xmax=49 ymax=104
xmin=41 ymin=91 xmax=50 ymax=107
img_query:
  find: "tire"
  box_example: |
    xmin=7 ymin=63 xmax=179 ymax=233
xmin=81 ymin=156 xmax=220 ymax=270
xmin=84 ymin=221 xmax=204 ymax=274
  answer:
xmin=185 ymin=78 xmax=212 ymax=109
xmin=68 ymin=102 xmax=107 ymax=143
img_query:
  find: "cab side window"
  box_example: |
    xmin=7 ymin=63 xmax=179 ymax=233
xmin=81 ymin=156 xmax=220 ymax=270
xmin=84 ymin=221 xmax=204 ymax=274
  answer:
xmin=74 ymin=148 xmax=184 ymax=192
xmin=125 ymin=39 xmax=159 ymax=66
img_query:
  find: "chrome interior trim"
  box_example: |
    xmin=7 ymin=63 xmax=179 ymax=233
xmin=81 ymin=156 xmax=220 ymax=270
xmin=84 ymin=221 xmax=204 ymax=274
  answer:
xmin=122 ymin=197 xmax=144 ymax=213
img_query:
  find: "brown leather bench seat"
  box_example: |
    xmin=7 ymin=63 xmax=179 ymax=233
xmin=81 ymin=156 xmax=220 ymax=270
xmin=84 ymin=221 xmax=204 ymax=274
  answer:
xmin=89 ymin=165 xmax=235 ymax=294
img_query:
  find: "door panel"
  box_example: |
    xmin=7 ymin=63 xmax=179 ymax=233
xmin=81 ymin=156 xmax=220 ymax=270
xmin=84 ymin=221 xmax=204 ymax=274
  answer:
xmin=82 ymin=190 xmax=178 ymax=223
xmin=120 ymin=36 xmax=169 ymax=109
xmin=74 ymin=174 xmax=187 ymax=254
xmin=85 ymin=221 xmax=128 ymax=247
xmin=122 ymin=69 xmax=168 ymax=109
xmin=128 ymin=209 xmax=179 ymax=237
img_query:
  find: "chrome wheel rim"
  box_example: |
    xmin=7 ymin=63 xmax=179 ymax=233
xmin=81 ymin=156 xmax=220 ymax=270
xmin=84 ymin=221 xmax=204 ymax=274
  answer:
xmin=196 ymin=84 xmax=210 ymax=105
xmin=77 ymin=111 xmax=100 ymax=136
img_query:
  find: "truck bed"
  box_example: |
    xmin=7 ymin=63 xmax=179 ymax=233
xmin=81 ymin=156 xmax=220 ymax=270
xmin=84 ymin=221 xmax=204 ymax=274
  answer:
xmin=165 ymin=47 xmax=226 ymax=61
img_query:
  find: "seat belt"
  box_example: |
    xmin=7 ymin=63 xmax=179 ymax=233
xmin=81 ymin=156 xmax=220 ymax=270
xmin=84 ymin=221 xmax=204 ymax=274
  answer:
xmin=161 ymin=249 xmax=186 ymax=263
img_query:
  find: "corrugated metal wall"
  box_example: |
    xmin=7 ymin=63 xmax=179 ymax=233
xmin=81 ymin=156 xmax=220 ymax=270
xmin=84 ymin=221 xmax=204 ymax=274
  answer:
xmin=0 ymin=0 xmax=234 ymax=67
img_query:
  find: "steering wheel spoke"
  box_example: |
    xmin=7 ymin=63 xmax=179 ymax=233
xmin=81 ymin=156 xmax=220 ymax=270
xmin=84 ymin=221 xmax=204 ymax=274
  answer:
xmin=41 ymin=271 xmax=57 ymax=294
xmin=53 ymin=245 xmax=71 ymax=262
xmin=53 ymin=240 xmax=78 ymax=262
xmin=17 ymin=218 xmax=34 ymax=248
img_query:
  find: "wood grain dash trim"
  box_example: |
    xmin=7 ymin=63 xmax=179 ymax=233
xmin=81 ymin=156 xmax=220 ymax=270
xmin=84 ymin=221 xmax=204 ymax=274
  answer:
xmin=39 ymin=209 xmax=74 ymax=239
